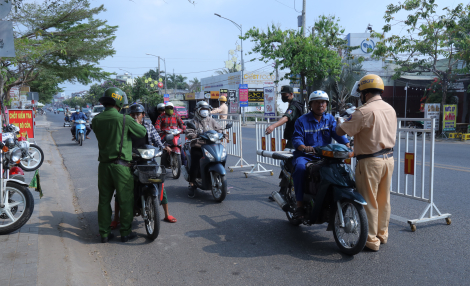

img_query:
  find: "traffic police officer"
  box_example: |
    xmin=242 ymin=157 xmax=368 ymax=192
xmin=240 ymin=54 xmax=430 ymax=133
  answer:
xmin=92 ymin=87 xmax=147 ymax=243
xmin=291 ymin=90 xmax=349 ymax=215
xmin=336 ymin=74 xmax=397 ymax=251
xmin=265 ymin=85 xmax=304 ymax=149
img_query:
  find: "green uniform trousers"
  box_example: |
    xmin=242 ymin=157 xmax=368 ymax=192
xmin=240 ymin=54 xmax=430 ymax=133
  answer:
xmin=98 ymin=162 xmax=134 ymax=237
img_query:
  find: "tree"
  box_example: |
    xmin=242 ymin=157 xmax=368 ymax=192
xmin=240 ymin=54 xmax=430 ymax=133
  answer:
xmin=29 ymin=73 xmax=64 ymax=103
xmin=215 ymin=62 xmax=240 ymax=75
xmin=86 ymin=79 xmax=133 ymax=105
xmin=132 ymin=76 xmax=162 ymax=107
xmin=1 ymin=0 xmax=116 ymax=104
xmin=372 ymin=0 xmax=470 ymax=130
xmin=242 ymin=16 xmax=356 ymax=105
xmin=189 ymin=77 xmax=201 ymax=92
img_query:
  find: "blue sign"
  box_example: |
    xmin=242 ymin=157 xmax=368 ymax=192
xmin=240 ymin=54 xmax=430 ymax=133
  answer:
xmin=239 ymin=84 xmax=248 ymax=89
xmin=360 ymin=39 xmax=375 ymax=53
xmin=164 ymin=94 xmax=170 ymax=98
xmin=240 ymin=101 xmax=248 ymax=107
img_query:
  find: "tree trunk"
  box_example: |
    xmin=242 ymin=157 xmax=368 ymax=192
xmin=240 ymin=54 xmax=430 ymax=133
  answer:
xmin=439 ymin=74 xmax=448 ymax=135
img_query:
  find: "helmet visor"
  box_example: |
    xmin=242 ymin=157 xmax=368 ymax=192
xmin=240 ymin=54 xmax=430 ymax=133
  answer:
xmin=351 ymin=81 xmax=360 ymax=98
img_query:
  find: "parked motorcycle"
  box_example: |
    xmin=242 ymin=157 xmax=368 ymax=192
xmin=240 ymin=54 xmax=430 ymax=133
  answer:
xmin=73 ymin=120 xmax=87 ymax=146
xmin=259 ymin=144 xmax=368 ymax=255
xmin=2 ymin=124 xmax=44 ymax=172
xmin=131 ymin=144 xmax=165 ymax=240
xmin=0 ymin=141 xmax=35 ymax=235
xmin=180 ymin=121 xmax=232 ymax=202
xmin=160 ymin=128 xmax=182 ymax=179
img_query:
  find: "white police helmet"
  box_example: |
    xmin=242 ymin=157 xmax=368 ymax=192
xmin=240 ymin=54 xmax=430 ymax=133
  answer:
xmin=308 ymin=90 xmax=329 ymax=104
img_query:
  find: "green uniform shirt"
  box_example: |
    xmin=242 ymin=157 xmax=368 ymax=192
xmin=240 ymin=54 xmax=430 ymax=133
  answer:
xmin=92 ymin=107 xmax=146 ymax=163
xmin=283 ymin=99 xmax=302 ymax=141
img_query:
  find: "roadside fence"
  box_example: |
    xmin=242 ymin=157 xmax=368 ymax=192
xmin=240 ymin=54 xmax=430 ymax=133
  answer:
xmin=213 ymin=114 xmax=254 ymax=171
xmin=390 ymin=118 xmax=451 ymax=231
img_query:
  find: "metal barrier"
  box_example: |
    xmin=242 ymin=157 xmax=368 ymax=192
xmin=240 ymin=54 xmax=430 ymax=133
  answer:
xmin=213 ymin=114 xmax=254 ymax=171
xmin=390 ymin=118 xmax=451 ymax=231
xmin=244 ymin=120 xmax=288 ymax=176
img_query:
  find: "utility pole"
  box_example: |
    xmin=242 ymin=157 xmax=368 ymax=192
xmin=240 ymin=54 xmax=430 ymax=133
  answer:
xmin=157 ymin=57 xmax=161 ymax=79
xmin=302 ymin=0 xmax=306 ymax=37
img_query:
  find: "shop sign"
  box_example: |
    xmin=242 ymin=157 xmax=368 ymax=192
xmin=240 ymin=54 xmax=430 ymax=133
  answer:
xmin=204 ymin=91 xmax=211 ymax=99
xmin=210 ymin=91 xmax=219 ymax=99
xmin=263 ymin=87 xmax=275 ymax=117
xmin=219 ymin=89 xmax=228 ymax=99
xmin=9 ymin=109 xmax=34 ymax=139
xmin=195 ymin=92 xmax=204 ymax=100
xmin=248 ymin=91 xmax=264 ymax=102
xmin=443 ymin=104 xmax=457 ymax=132
xmin=228 ymin=89 xmax=237 ymax=102
xmin=239 ymin=84 xmax=248 ymax=107
xmin=185 ymin=93 xmax=195 ymax=100
xmin=424 ymin=103 xmax=440 ymax=131
xmin=230 ymin=102 xmax=238 ymax=113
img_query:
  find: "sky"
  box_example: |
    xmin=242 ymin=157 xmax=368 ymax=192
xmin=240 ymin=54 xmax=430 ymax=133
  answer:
xmin=61 ymin=0 xmax=464 ymax=96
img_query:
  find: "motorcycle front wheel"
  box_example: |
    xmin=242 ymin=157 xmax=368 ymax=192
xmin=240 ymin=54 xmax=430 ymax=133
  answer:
xmin=144 ymin=196 xmax=160 ymax=241
xmin=79 ymin=133 xmax=84 ymax=146
xmin=19 ymin=144 xmax=45 ymax=172
xmin=333 ymin=200 xmax=368 ymax=255
xmin=211 ymin=172 xmax=227 ymax=202
xmin=0 ymin=182 xmax=34 ymax=235
xmin=171 ymin=153 xmax=181 ymax=179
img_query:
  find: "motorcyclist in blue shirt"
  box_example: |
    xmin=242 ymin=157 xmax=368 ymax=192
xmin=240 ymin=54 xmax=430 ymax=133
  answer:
xmin=71 ymin=105 xmax=92 ymax=140
xmin=291 ymin=91 xmax=350 ymax=217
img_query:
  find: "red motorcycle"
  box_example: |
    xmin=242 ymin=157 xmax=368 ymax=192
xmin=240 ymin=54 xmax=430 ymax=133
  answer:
xmin=160 ymin=128 xmax=182 ymax=179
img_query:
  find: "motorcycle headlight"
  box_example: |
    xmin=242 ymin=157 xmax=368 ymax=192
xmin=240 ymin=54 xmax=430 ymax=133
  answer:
xmin=10 ymin=147 xmax=22 ymax=163
xmin=208 ymin=133 xmax=219 ymax=143
xmin=221 ymin=148 xmax=227 ymax=160
xmin=138 ymin=149 xmax=155 ymax=159
xmin=204 ymin=149 xmax=215 ymax=161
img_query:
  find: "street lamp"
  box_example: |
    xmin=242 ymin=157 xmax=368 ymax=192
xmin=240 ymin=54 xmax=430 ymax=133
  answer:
xmin=146 ymin=53 xmax=167 ymax=95
xmin=214 ymin=13 xmax=245 ymax=122
xmin=119 ymin=68 xmax=133 ymax=86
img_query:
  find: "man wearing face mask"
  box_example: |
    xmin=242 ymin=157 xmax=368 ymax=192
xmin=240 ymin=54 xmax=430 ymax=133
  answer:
xmin=265 ymin=86 xmax=304 ymax=149
xmin=184 ymin=101 xmax=223 ymax=198
xmin=155 ymin=102 xmax=186 ymax=137
xmin=336 ymin=74 xmax=396 ymax=252
xmin=291 ymin=90 xmax=349 ymax=218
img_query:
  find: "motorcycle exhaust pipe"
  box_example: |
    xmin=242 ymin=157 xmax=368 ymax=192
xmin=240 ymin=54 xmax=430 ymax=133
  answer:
xmin=271 ymin=191 xmax=290 ymax=212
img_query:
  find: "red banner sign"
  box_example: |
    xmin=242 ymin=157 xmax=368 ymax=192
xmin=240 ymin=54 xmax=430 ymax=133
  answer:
xmin=233 ymin=133 xmax=236 ymax=145
xmin=404 ymin=153 xmax=414 ymax=175
xmin=281 ymin=139 xmax=286 ymax=151
xmin=9 ymin=109 xmax=34 ymax=139
xmin=271 ymin=138 xmax=276 ymax=152
xmin=261 ymin=137 xmax=266 ymax=151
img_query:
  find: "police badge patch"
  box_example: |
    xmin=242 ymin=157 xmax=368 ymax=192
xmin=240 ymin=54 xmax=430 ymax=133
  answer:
xmin=287 ymin=110 xmax=293 ymax=114
xmin=347 ymin=115 xmax=352 ymax=121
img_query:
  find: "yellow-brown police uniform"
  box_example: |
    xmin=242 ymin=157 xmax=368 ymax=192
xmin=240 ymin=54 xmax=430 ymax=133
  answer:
xmin=339 ymin=95 xmax=397 ymax=251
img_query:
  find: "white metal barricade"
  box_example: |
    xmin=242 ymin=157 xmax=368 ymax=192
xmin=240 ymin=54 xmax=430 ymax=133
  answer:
xmin=244 ymin=119 xmax=288 ymax=176
xmin=390 ymin=118 xmax=451 ymax=231
xmin=213 ymin=114 xmax=254 ymax=171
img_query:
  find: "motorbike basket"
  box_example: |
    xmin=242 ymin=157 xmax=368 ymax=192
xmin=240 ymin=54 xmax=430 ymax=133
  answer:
xmin=136 ymin=165 xmax=166 ymax=184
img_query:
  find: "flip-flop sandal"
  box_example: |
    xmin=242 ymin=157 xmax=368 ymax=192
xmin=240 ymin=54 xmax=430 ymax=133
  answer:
xmin=110 ymin=220 xmax=120 ymax=229
xmin=164 ymin=216 xmax=177 ymax=223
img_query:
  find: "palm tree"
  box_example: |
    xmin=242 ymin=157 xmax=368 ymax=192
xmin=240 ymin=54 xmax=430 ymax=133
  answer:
xmin=189 ymin=77 xmax=201 ymax=92
xmin=215 ymin=62 xmax=239 ymax=75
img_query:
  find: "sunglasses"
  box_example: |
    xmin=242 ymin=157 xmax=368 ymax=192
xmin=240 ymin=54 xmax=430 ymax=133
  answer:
xmin=165 ymin=107 xmax=174 ymax=110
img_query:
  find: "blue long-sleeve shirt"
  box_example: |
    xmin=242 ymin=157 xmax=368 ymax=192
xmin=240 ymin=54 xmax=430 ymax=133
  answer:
xmin=291 ymin=112 xmax=349 ymax=158
xmin=71 ymin=112 xmax=88 ymax=121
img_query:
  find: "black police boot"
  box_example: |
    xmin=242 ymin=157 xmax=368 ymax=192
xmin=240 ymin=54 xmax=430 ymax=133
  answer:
xmin=101 ymin=232 xmax=115 ymax=243
xmin=121 ymin=232 xmax=137 ymax=243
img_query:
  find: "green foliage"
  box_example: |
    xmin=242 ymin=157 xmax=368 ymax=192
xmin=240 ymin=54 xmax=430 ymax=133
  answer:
xmin=189 ymin=77 xmax=201 ymax=92
xmin=29 ymin=73 xmax=64 ymax=103
xmin=242 ymin=15 xmax=357 ymax=103
xmin=63 ymin=96 xmax=86 ymax=107
xmin=372 ymin=0 xmax=470 ymax=108
xmin=166 ymin=74 xmax=188 ymax=90
xmin=86 ymin=79 xmax=132 ymax=105
xmin=1 ymin=0 xmax=117 ymax=100
xmin=132 ymin=76 xmax=163 ymax=107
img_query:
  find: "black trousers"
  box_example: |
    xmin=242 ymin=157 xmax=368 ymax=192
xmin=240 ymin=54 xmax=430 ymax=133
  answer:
xmin=71 ymin=125 xmax=91 ymax=136
xmin=189 ymin=147 xmax=203 ymax=183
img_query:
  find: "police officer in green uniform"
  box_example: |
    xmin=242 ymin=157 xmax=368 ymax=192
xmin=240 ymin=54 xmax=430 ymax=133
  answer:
xmin=92 ymin=87 xmax=147 ymax=243
xmin=265 ymin=85 xmax=304 ymax=149
xmin=265 ymin=85 xmax=304 ymax=201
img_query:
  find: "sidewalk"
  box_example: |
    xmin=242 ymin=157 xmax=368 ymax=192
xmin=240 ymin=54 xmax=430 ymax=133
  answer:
xmin=0 ymin=115 xmax=110 ymax=286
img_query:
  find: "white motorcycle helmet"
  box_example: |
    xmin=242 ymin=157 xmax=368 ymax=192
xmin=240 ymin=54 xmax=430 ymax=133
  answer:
xmin=308 ymin=90 xmax=329 ymax=104
xmin=196 ymin=101 xmax=212 ymax=118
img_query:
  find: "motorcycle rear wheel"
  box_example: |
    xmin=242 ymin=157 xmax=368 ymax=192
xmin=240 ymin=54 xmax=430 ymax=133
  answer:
xmin=211 ymin=172 xmax=227 ymax=202
xmin=171 ymin=153 xmax=181 ymax=179
xmin=144 ymin=196 xmax=160 ymax=241
xmin=333 ymin=200 xmax=368 ymax=255
xmin=19 ymin=144 xmax=44 ymax=172
xmin=0 ymin=182 xmax=34 ymax=235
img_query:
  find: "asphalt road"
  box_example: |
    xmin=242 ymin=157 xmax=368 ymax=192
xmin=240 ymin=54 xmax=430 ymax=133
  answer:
xmin=46 ymin=112 xmax=470 ymax=285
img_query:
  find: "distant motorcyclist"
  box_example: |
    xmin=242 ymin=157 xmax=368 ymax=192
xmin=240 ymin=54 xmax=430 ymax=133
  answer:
xmin=291 ymin=91 xmax=349 ymax=218
xmin=155 ymin=102 xmax=186 ymax=135
xmin=149 ymin=103 xmax=166 ymax=126
xmin=71 ymin=105 xmax=92 ymax=140
xmin=184 ymin=101 xmax=223 ymax=198
xmin=64 ymin=108 xmax=72 ymax=122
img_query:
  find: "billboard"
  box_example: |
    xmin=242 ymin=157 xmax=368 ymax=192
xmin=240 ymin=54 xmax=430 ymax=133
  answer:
xmin=263 ymin=87 xmax=275 ymax=116
xmin=9 ymin=109 xmax=34 ymax=139
xmin=248 ymin=91 xmax=264 ymax=102
xmin=210 ymin=90 xmax=220 ymax=99
xmin=424 ymin=103 xmax=440 ymax=131
xmin=239 ymin=84 xmax=248 ymax=107
xmin=443 ymin=104 xmax=457 ymax=132
xmin=228 ymin=89 xmax=237 ymax=102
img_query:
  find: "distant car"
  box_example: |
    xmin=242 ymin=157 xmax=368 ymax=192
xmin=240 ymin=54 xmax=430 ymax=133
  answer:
xmin=90 ymin=105 xmax=105 ymax=129
xmin=175 ymin=106 xmax=188 ymax=119
xmin=57 ymin=108 xmax=64 ymax=113
xmin=70 ymin=108 xmax=75 ymax=112
xmin=82 ymin=108 xmax=91 ymax=116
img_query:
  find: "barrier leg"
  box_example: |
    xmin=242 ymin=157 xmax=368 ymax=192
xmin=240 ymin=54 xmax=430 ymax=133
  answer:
xmin=243 ymin=163 xmax=273 ymax=177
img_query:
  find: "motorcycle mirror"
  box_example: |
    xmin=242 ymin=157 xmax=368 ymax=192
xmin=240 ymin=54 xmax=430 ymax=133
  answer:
xmin=225 ymin=123 xmax=233 ymax=129
xmin=186 ymin=122 xmax=196 ymax=130
xmin=165 ymin=134 xmax=174 ymax=143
